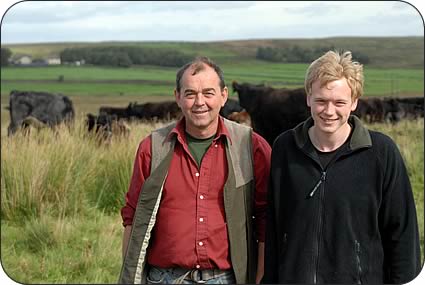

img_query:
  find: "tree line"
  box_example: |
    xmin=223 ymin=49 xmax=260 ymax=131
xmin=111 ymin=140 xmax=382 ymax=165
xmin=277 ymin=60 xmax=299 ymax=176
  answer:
xmin=1 ymin=47 xmax=12 ymax=66
xmin=256 ymin=45 xmax=370 ymax=64
xmin=59 ymin=46 xmax=192 ymax=68
xmin=2 ymin=45 xmax=372 ymax=68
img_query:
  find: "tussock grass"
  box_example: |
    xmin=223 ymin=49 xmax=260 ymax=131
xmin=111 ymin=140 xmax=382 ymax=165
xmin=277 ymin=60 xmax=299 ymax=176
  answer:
xmin=1 ymin=118 xmax=163 ymax=220
xmin=1 ymin=118 xmax=423 ymax=283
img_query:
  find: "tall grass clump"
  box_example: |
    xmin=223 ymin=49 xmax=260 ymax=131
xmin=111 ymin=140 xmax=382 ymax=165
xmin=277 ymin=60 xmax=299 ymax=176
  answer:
xmin=1 ymin=118 xmax=162 ymax=222
xmin=1 ymin=123 xmax=96 ymax=221
xmin=23 ymin=215 xmax=58 ymax=253
xmin=84 ymin=120 xmax=163 ymax=213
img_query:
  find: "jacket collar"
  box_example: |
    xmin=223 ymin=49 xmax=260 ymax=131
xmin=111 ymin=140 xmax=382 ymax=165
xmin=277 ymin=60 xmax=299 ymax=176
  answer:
xmin=294 ymin=115 xmax=372 ymax=152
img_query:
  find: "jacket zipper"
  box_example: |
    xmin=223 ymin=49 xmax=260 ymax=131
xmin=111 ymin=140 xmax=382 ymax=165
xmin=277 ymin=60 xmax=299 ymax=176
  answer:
xmin=311 ymin=171 xmax=326 ymax=284
xmin=355 ymin=240 xmax=363 ymax=284
xmin=309 ymin=172 xmax=326 ymax=197
xmin=303 ymin=143 xmax=349 ymax=283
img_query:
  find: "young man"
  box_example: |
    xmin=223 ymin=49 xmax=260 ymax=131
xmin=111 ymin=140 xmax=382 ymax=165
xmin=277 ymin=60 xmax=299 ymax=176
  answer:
xmin=263 ymin=51 xmax=421 ymax=284
xmin=119 ymin=57 xmax=271 ymax=284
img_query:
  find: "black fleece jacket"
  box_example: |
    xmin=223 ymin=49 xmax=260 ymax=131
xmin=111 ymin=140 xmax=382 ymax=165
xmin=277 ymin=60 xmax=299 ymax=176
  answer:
xmin=263 ymin=115 xmax=421 ymax=284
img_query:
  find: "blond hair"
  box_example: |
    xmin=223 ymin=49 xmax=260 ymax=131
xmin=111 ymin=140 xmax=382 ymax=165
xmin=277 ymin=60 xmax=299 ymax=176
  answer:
xmin=305 ymin=50 xmax=364 ymax=100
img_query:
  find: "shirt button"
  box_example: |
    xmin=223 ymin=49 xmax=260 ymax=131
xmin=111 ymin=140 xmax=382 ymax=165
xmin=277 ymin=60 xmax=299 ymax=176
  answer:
xmin=199 ymin=217 xmax=204 ymax=222
xmin=196 ymin=265 xmax=201 ymax=269
xmin=200 ymin=195 xmax=204 ymax=200
xmin=195 ymin=172 xmax=200 ymax=177
xmin=199 ymin=241 xmax=203 ymax=246
xmin=214 ymin=144 xmax=218 ymax=148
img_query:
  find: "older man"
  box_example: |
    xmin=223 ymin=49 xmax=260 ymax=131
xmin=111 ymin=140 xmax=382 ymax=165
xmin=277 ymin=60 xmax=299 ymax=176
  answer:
xmin=119 ymin=57 xmax=271 ymax=284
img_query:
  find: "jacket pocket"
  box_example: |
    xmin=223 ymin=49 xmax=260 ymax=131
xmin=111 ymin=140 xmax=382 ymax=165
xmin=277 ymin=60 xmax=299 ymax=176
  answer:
xmin=355 ymin=240 xmax=363 ymax=284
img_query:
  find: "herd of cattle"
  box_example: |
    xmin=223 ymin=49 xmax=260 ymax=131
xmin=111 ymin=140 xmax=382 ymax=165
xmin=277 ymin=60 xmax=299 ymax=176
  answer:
xmin=5 ymin=83 xmax=424 ymax=145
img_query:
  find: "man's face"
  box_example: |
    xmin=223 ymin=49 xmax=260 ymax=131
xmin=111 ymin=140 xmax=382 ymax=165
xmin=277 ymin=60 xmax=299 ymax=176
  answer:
xmin=174 ymin=65 xmax=228 ymax=136
xmin=307 ymin=78 xmax=358 ymax=136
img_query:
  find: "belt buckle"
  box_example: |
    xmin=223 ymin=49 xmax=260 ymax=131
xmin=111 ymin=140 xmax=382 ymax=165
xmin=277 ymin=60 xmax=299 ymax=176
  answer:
xmin=190 ymin=269 xmax=207 ymax=283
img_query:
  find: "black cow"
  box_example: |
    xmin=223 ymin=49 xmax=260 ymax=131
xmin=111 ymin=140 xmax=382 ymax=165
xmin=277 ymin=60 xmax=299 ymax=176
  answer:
xmin=127 ymin=101 xmax=182 ymax=121
xmin=86 ymin=113 xmax=130 ymax=143
xmin=86 ymin=113 xmax=115 ymax=134
xmin=353 ymin=97 xmax=386 ymax=123
xmin=390 ymin=97 xmax=424 ymax=120
xmin=220 ymin=98 xmax=243 ymax=118
xmin=232 ymin=81 xmax=310 ymax=145
xmin=98 ymin=101 xmax=182 ymax=122
xmin=354 ymin=96 xmax=424 ymax=124
xmin=7 ymin=90 xmax=75 ymax=136
xmin=99 ymin=106 xmax=131 ymax=120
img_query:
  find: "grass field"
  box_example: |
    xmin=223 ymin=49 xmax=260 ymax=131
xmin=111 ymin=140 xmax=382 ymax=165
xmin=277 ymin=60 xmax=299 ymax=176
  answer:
xmin=1 ymin=63 xmax=423 ymax=100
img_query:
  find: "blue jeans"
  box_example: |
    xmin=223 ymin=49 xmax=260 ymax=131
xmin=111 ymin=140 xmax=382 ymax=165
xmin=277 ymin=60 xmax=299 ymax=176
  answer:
xmin=147 ymin=266 xmax=236 ymax=284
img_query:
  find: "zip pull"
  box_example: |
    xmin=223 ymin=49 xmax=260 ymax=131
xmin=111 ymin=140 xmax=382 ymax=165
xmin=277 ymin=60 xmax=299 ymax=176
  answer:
xmin=309 ymin=172 xmax=326 ymax=197
xmin=355 ymin=240 xmax=361 ymax=253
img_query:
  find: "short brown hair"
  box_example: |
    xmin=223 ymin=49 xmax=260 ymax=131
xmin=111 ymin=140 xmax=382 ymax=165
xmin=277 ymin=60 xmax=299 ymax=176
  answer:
xmin=175 ymin=56 xmax=225 ymax=92
xmin=305 ymin=50 xmax=364 ymax=100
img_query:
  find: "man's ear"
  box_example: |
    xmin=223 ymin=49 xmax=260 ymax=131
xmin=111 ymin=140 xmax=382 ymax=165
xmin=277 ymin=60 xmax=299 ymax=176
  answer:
xmin=306 ymin=94 xmax=311 ymax=107
xmin=221 ymin=86 xmax=229 ymax=107
xmin=174 ymin=89 xmax=181 ymax=107
xmin=351 ymin=97 xmax=358 ymax=111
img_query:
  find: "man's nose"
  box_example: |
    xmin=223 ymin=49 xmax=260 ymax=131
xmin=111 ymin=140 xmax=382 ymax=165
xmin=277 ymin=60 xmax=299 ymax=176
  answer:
xmin=194 ymin=93 xmax=205 ymax=105
xmin=323 ymin=102 xmax=335 ymax=114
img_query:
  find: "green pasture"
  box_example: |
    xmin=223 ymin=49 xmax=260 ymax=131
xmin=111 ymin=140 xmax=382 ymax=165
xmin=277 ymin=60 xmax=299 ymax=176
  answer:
xmin=0 ymin=82 xmax=175 ymax=98
xmin=1 ymin=63 xmax=423 ymax=98
xmin=0 ymin=65 xmax=176 ymax=81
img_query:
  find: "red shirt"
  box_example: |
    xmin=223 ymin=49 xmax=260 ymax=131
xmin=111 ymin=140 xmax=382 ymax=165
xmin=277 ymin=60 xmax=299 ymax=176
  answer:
xmin=121 ymin=117 xmax=271 ymax=270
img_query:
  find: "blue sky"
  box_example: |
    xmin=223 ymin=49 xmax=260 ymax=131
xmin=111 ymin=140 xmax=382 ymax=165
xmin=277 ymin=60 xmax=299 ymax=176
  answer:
xmin=0 ymin=1 xmax=423 ymax=44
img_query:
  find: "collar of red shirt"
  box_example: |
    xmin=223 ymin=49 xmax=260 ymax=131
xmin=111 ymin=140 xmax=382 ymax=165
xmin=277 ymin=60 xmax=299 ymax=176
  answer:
xmin=168 ymin=116 xmax=233 ymax=146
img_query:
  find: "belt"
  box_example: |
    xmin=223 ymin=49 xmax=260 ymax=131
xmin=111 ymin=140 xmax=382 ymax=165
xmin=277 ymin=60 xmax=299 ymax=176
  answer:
xmin=154 ymin=266 xmax=232 ymax=283
xmin=189 ymin=268 xmax=230 ymax=282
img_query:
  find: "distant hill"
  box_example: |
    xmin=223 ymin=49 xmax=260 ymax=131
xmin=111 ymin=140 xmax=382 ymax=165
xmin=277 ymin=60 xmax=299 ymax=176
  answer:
xmin=3 ymin=37 xmax=424 ymax=69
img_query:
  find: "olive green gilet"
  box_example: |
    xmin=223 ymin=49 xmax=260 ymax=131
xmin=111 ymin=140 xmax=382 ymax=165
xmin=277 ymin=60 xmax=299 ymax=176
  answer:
xmin=118 ymin=118 xmax=257 ymax=284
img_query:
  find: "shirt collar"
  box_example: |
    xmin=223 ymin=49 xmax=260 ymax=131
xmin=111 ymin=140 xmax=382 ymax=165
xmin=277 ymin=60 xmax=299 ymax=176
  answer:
xmin=168 ymin=116 xmax=232 ymax=145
